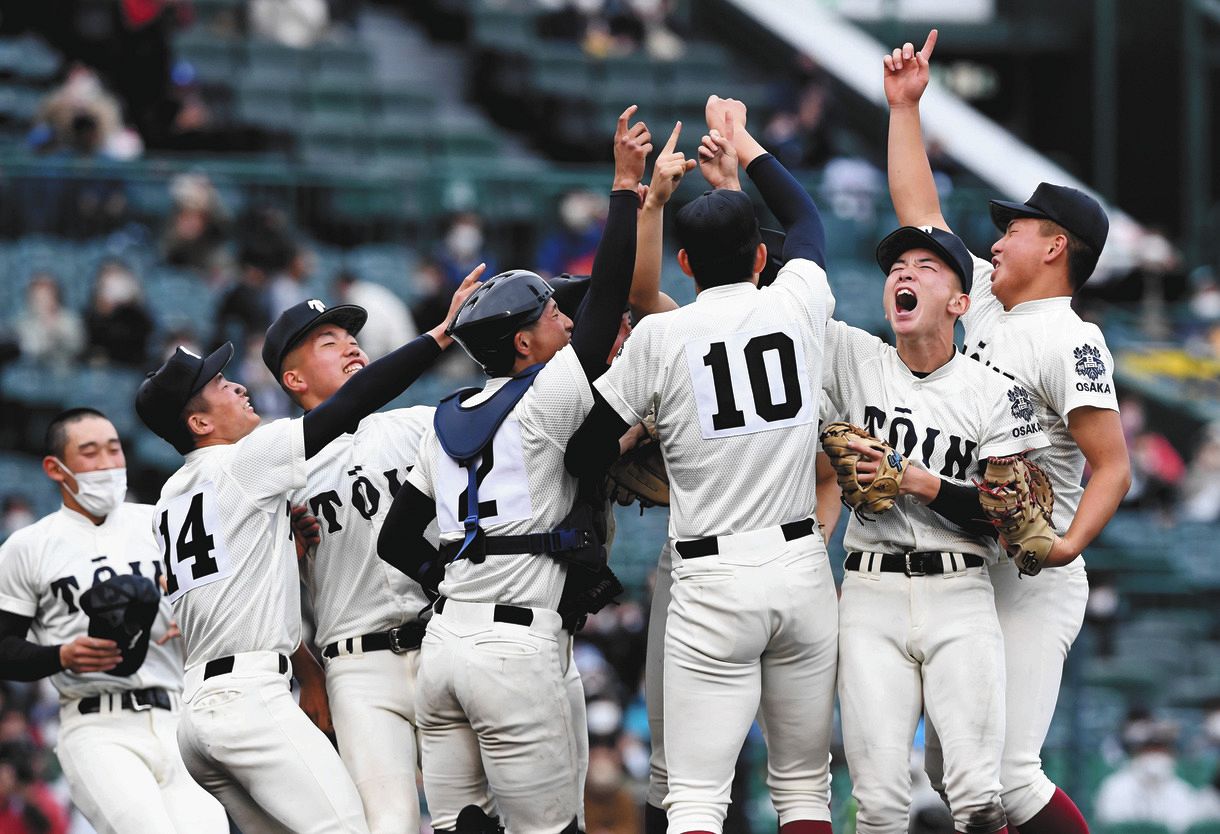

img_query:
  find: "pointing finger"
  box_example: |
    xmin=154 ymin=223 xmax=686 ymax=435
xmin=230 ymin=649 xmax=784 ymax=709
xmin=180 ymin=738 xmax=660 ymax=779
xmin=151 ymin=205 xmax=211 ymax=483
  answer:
xmin=919 ymin=28 xmax=938 ymax=62
xmin=661 ymin=121 xmax=682 ymax=155
xmin=616 ymin=104 xmax=637 ymax=139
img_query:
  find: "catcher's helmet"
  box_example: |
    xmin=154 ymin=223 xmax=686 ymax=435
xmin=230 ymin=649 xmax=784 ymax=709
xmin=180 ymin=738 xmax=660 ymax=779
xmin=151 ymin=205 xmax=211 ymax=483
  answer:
xmin=447 ymin=269 xmax=555 ymax=375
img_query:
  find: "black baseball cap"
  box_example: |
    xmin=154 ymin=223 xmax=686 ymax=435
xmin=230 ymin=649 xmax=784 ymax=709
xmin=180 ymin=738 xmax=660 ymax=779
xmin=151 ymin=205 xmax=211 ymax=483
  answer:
xmin=989 ymin=183 xmax=1109 ymax=260
xmin=136 ymin=343 xmax=234 ymax=452
xmin=876 ymin=225 xmax=974 ymax=294
xmin=675 ymin=190 xmax=762 ymax=285
xmin=262 ymin=298 xmax=368 ymax=379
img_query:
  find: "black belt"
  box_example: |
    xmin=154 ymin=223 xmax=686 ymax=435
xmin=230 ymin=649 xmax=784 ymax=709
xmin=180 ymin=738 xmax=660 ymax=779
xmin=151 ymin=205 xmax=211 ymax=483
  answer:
xmin=203 ymin=653 xmax=290 ymax=680
xmin=434 ymin=597 xmax=534 ymax=627
xmin=845 ymin=551 xmax=984 ymax=576
xmin=322 ymin=623 xmax=427 ymax=659
xmin=78 ymin=687 xmax=172 ymax=714
xmin=675 ymin=518 xmax=817 ymax=560
xmin=438 ymin=528 xmax=592 ymax=563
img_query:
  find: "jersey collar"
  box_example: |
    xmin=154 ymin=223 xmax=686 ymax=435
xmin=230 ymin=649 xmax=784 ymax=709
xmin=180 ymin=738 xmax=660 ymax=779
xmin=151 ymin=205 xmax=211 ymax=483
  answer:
xmin=897 ymin=349 xmax=961 ymax=383
xmin=1003 ymin=295 xmax=1073 ymax=316
xmin=57 ymin=503 xmax=115 ymax=529
xmin=695 ymin=282 xmax=757 ymax=302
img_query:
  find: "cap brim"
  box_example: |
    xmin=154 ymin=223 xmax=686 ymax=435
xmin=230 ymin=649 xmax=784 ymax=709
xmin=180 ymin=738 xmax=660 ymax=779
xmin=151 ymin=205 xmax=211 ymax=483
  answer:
xmin=282 ymin=305 xmax=369 ymax=367
xmin=988 ymin=198 xmax=1051 ymax=233
xmin=876 ymin=227 xmax=949 ymax=273
xmin=191 ymin=342 xmax=235 ymax=396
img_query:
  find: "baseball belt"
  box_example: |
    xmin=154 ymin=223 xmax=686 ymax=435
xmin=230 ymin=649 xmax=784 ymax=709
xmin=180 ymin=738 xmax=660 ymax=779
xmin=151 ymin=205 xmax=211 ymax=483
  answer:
xmin=845 ymin=551 xmax=984 ymax=576
xmin=322 ymin=623 xmax=427 ymax=659
xmin=675 ymin=518 xmax=817 ymax=560
xmin=202 ymin=653 xmax=289 ymax=680
xmin=433 ymin=597 xmax=535 ymax=626
xmin=78 ymin=687 xmax=173 ymax=715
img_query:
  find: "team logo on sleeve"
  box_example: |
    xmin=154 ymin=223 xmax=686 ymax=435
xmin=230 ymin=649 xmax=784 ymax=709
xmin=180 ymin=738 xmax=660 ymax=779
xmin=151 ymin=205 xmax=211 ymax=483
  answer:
xmin=1073 ymin=344 xmax=1106 ymax=380
xmin=1007 ymin=385 xmax=1035 ymax=421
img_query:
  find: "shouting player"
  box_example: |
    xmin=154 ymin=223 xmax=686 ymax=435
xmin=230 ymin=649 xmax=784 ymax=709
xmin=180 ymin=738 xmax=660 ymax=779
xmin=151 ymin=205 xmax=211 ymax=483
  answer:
xmin=568 ymin=95 xmax=837 ymax=834
xmin=884 ymin=30 xmax=1131 ymax=834
xmin=135 ymin=274 xmax=477 ymax=833
xmin=816 ymin=223 xmax=1050 ymax=834
xmin=0 ymin=408 xmax=227 ymax=834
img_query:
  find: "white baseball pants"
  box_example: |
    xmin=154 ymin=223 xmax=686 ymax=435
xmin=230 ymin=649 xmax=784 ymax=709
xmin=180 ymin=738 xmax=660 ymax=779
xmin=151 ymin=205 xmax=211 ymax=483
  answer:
xmin=645 ymin=541 xmax=674 ymax=809
xmin=324 ymin=646 xmax=422 ymax=834
xmin=928 ymin=560 xmax=1089 ymax=827
xmin=57 ymin=699 xmax=227 ymax=834
xmin=838 ymin=562 xmax=1006 ymax=834
xmin=565 ymin=634 xmax=589 ymax=830
xmin=416 ymin=600 xmax=580 ymax=833
xmin=664 ymin=530 xmax=838 ymax=833
xmin=177 ymin=651 xmax=370 ymax=834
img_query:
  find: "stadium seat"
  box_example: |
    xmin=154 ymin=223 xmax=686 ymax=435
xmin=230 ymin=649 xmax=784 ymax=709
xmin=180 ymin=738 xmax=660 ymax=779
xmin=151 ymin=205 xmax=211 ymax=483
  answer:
xmin=1094 ymin=824 xmax=1173 ymax=834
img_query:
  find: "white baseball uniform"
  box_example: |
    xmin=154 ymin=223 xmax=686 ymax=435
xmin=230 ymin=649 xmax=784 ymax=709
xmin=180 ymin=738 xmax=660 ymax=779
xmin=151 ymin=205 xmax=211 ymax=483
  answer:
xmin=595 ymin=259 xmax=839 ymax=833
xmin=0 ymin=503 xmax=227 ymax=834
xmin=820 ymin=318 xmax=1050 ymax=834
xmin=923 ymin=255 xmax=1119 ymax=825
xmin=155 ymin=417 xmax=369 ymax=834
xmin=291 ymin=407 xmax=436 ymax=834
xmin=407 ymin=343 xmax=596 ymax=833
xmin=644 ymin=540 xmax=673 ymax=812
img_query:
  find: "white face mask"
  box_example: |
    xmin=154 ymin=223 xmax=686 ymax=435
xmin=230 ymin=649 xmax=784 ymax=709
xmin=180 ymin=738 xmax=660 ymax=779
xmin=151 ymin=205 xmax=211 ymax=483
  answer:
xmin=55 ymin=459 xmax=127 ymax=518
xmin=446 ymin=224 xmax=483 ymax=260
xmin=1131 ymin=751 xmax=1177 ymax=782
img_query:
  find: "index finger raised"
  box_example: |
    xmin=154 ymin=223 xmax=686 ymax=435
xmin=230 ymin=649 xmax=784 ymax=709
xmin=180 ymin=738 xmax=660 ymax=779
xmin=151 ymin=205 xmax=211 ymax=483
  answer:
xmin=919 ymin=28 xmax=938 ymax=61
xmin=661 ymin=121 xmax=682 ymax=155
xmin=616 ymin=104 xmax=638 ymax=138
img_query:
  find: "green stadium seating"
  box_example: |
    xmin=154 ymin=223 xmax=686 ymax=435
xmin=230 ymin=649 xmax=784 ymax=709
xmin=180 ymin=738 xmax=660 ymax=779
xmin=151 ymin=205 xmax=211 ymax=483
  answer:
xmin=1094 ymin=824 xmax=1173 ymax=834
xmin=1185 ymin=821 xmax=1220 ymax=834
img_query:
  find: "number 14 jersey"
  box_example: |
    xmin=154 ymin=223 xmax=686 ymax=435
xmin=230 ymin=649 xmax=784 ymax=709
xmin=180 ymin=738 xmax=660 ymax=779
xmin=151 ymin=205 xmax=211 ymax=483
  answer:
xmin=154 ymin=418 xmax=308 ymax=670
xmin=596 ymin=259 xmax=835 ymax=539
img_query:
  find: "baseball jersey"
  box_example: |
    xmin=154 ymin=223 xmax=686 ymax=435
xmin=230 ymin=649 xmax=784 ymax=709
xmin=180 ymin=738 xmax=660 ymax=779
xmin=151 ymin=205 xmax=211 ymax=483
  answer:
xmin=595 ymin=258 xmax=835 ymax=539
xmin=820 ymin=319 xmax=1050 ymax=561
xmin=961 ymin=255 xmax=1120 ymax=536
xmin=154 ymin=418 xmax=307 ymax=670
xmin=407 ymin=344 xmax=594 ymax=609
xmin=0 ymin=504 xmax=184 ymax=700
xmin=290 ymin=407 xmax=434 ymax=648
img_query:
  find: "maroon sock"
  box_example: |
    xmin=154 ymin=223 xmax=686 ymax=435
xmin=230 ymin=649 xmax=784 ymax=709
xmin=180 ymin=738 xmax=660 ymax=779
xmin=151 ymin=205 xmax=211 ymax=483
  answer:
xmin=644 ymin=804 xmax=668 ymax=834
xmin=779 ymin=822 xmax=833 ymax=834
xmin=1012 ymin=788 xmax=1089 ymax=834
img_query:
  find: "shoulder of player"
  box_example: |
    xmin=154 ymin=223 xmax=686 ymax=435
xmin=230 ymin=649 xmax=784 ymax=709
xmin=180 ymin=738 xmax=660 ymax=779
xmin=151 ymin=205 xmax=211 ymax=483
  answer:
xmin=114 ymin=502 xmax=156 ymax=525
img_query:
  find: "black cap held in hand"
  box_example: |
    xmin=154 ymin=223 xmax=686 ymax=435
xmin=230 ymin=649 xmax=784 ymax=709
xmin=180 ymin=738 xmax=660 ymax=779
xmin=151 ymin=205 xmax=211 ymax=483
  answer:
xmin=136 ymin=343 xmax=234 ymax=453
xmin=876 ymin=225 xmax=974 ymax=294
xmin=262 ymin=298 xmax=368 ymax=379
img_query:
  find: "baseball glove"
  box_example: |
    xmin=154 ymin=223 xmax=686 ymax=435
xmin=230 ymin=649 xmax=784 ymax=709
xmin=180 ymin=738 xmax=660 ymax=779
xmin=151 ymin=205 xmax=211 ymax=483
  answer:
xmin=820 ymin=422 xmax=908 ymax=520
xmin=976 ymin=455 xmax=1056 ymax=577
xmin=79 ymin=575 xmax=162 ymax=676
xmin=606 ymin=412 xmax=669 ymax=509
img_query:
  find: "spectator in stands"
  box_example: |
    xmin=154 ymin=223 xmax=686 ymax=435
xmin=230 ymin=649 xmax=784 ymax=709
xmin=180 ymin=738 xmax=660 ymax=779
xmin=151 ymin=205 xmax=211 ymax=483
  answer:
xmin=762 ymin=68 xmax=834 ymax=171
xmin=1190 ymin=267 xmax=1220 ymax=324
xmin=1095 ymin=716 xmax=1201 ymax=833
xmin=536 ymin=189 xmax=606 ymax=278
xmin=331 ymin=269 xmax=417 ymax=361
xmin=0 ymin=740 xmax=68 ymax=834
xmin=268 ymin=244 xmax=317 ymax=316
xmin=1119 ymin=395 xmax=1186 ymax=523
xmin=12 ymin=275 xmax=83 ymax=370
xmin=434 ymin=212 xmax=497 ymax=290
xmin=0 ymin=500 xmax=35 ymax=543
xmin=585 ymin=745 xmax=641 ymax=834
xmin=31 ymin=67 xmax=142 ymax=161
xmin=409 ymin=258 xmax=449 ymax=334
xmin=82 ymin=260 xmax=155 ymax=368
xmin=250 ymin=0 xmax=329 ymax=48
xmin=160 ymin=173 xmax=231 ymax=273
xmin=1181 ymin=422 xmax=1220 ymax=523
xmin=214 ymin=208 xmax=293 ymax=354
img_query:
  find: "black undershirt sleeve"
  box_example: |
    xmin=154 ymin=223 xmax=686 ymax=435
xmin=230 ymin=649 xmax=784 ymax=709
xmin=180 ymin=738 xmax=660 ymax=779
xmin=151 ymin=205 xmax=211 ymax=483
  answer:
xmin=0 ymin=610 xmax=62 ymax=681
xmin=377 ymin=481 xmax=443 ymax=590
xmin=569 ymin=190 xmax=639 ymax=381
xmin=744 ymin=153 xmax=827 ymax=269
xmin=302 ymin=335 xmax=443 ymax=458
xmin=927 ymin=478 xmax=998 ymax=539
xmin=565 ymin=392 xmax=632 ymax=481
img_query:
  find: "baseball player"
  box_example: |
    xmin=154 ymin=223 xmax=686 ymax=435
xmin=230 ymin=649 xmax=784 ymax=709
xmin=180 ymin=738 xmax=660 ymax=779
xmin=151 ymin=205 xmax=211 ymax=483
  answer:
xmin=259 ymin=274 xmax=484 ymax=834
xmin=134 ymin=273 xmax=477 ymax=833
xmin=375 ymin=105 xmax=648 ymax=834
xmin=816 ymin=225 xmax=1052 ymax=834
xmin=0 ymin=408 xmax=227 ymax=834
xmin=884 ymin=30 xmax=1131 ymax=833
xmin=567 ymin=96 xmax=837 ymax=834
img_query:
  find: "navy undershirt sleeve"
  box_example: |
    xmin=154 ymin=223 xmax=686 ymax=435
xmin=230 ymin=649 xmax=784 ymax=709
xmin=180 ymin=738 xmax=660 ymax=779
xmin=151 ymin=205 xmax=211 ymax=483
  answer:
xmin=0 ymin=610 xmax=62 ymax=681
xmin=744 ymin=153 xmax=827 ymax=269
xmin=569 ymin=190 xmax=639 ymax=381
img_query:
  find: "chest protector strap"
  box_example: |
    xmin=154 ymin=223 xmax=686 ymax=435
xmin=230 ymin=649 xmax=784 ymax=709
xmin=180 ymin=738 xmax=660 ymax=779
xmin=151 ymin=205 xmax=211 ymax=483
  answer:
xmin=434 ymin=364 xmax=544 ymax=563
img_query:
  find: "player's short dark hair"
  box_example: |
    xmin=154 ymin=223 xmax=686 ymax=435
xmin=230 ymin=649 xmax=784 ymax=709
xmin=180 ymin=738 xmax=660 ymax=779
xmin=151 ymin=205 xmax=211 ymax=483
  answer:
xmin=675 ymin=190 xmax=762 ymax=289
xmin=174 ymin=390 xmax=209 ymax=454
xmin=45 ymin=408 xmax=108 ymax=458
xmin=1039 ymin=220 xmax=1096 ymax=291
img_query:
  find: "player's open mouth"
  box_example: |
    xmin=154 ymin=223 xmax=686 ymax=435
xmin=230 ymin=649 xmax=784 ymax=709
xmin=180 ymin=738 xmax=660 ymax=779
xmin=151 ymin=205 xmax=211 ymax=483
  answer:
xmin=895 ymin=288 xmax=918 ymax=312
xmin=343 ymin=361 xmax=365 ymax=375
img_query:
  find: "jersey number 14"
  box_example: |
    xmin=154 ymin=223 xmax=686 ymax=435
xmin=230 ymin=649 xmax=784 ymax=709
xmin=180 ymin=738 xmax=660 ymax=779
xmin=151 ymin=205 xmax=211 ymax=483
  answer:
xmin=155 ymin=483 xmax=233 ymax=602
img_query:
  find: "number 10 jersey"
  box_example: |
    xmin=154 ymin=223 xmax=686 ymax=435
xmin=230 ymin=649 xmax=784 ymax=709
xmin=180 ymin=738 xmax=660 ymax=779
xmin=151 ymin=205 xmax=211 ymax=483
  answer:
xmin=595 ymin=259 xmax=835 ymax=539
xmin=154 ymin=418 xmax=308 ymax=670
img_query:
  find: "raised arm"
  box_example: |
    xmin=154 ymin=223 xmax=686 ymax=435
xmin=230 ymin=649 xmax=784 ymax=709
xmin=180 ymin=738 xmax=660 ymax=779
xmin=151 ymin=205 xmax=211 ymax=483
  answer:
xmin=705 ymin=96 xmax=827 ymax=268
xmin=302 ymin=267 xmax=481 ymax=458
xmin=885 ymin=29 xmax=950 ymax=231
xmin=570 ymin=106 xmax=648 ymax=379
xmin=630 ymin=121 xmax=692 ymax=319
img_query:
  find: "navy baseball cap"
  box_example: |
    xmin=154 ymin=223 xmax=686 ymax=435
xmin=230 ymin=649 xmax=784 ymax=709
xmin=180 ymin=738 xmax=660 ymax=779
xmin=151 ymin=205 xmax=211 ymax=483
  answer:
xmin=989 ymin=183 xmax=1109 ymax=261
xmin=262 ymin=298 xmax=368 ymax=379
xmin=136 ymin=343 xmax=234 ymax=452
xmin=876 ymin=225 xmax=974 ymax=294
xmin=675 ymin=190 xmax=762 ymax=284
